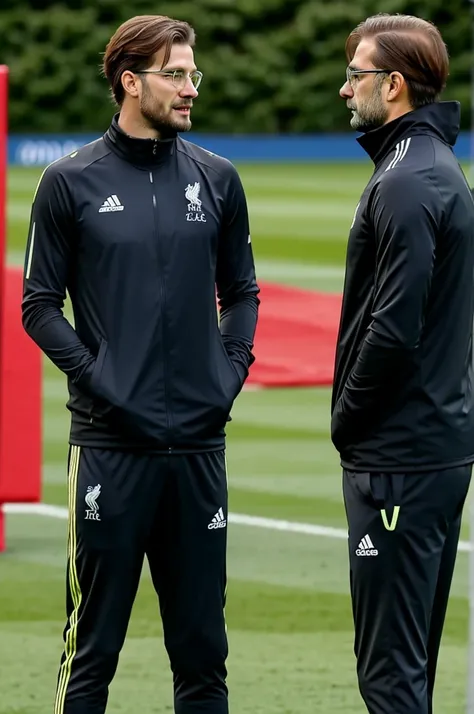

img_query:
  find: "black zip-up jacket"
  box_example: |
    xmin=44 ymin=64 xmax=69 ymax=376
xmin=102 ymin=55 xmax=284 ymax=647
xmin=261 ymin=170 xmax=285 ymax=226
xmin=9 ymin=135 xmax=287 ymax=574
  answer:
xmin=22 ymin=115 xmax=260 ymax=452
xmin=331 ymin=102 xmax=474 ymax=472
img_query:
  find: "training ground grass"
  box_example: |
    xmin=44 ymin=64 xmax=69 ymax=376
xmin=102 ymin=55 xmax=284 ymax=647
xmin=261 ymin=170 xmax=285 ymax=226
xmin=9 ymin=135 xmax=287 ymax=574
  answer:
xmin=0 ymin=162 xmax=471 ymax=713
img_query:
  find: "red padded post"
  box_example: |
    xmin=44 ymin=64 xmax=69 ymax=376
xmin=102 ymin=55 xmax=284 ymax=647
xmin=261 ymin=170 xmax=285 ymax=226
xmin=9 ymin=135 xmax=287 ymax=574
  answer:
xmin=0 ymin=68 xmax=42 ymax=552
xmin=0 ymin=65 xmax=8 ymax=552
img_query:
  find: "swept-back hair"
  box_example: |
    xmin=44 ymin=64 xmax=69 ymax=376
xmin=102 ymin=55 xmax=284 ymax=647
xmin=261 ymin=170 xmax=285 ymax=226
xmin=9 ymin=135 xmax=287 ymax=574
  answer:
xmin=102 ymin=15 xmax=195 ymax=105
xmin=346 ymin=14 xmax=449 ymax=107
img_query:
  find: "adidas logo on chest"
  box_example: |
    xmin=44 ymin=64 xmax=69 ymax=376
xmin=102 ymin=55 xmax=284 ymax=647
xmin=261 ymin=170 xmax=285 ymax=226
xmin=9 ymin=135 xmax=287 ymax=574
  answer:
xmin=99 ymin=195 xmax=124 ymax=213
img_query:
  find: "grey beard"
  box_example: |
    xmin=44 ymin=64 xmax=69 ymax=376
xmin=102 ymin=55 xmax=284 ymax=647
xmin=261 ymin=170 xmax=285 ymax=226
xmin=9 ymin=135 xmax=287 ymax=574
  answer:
xmin=349 ymin=79 xmax=388 ymax=133
xmin=350 ymin=110 xmax=385 ymax=133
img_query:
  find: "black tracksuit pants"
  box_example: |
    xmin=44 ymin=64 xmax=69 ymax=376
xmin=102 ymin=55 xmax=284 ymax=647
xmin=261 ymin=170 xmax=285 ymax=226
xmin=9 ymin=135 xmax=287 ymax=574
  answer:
xmin=54 ymin=446 xmax=229 ymax=714
xmin=343 ymin=466 xmax=471 ymax=714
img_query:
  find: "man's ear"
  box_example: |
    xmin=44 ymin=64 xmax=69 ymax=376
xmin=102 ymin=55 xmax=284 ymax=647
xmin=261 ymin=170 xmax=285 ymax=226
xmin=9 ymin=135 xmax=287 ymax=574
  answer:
xmin=385 ymin=71 xmax=407 ymax=103
xmin=121 ymin=70 xmax=140 ymax=99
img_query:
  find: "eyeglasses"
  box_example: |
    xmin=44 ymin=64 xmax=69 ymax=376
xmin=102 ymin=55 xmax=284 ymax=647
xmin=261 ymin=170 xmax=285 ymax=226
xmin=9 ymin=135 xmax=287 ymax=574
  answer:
xmin=346 ymin=67 xmax=390 ymax=87
xmin=136 ymin=68 xmax=203 ymax=90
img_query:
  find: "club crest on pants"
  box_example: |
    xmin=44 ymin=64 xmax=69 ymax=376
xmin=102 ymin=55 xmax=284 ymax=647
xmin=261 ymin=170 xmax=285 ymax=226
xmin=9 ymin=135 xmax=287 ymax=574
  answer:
xmin=85 ymin=484 xmax=101 ymax=521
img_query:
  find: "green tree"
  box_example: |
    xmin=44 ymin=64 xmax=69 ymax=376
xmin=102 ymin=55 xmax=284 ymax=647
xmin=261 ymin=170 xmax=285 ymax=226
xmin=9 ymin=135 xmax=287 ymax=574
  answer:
xmin=0 ymin=0 xmax=471 ymax=133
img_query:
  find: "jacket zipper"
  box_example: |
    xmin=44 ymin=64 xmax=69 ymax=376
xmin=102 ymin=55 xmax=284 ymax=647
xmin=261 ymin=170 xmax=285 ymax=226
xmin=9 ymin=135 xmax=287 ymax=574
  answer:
xmin=150 ymin=170 xmax=173 ymax=450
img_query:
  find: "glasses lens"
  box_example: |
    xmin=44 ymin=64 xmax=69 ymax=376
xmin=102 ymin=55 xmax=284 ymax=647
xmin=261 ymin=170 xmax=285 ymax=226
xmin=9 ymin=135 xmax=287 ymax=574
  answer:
xmin=170 ymin=70 xmax=185 ymax=88
xmin=190 ymin=72 xmax=202 ymax=89
xmin=171 ymin=70 xmax=202 ymax=89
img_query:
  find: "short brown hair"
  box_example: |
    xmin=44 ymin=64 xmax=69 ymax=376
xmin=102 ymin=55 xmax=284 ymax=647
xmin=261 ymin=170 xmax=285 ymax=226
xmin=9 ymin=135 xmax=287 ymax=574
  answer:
xmin=102 ymin=15 xmax=196 ymax=105
xmin=346 ymin=14 xmax=449 ymax=108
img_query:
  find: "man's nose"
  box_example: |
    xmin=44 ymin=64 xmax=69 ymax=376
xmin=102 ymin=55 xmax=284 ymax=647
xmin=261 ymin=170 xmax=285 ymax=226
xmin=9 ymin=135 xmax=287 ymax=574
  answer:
xmin=180 ymin=77 xmax=199 ymax=98
xmin=340 ymin=80 xmax=353 ymax=99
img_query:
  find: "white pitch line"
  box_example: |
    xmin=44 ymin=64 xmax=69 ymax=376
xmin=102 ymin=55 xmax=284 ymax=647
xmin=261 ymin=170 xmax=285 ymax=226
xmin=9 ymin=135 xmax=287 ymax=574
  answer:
xmin=4 ymin=502 xmax=473 ymax=552
xmin=5 ymin=503 xmax=70 ymax=519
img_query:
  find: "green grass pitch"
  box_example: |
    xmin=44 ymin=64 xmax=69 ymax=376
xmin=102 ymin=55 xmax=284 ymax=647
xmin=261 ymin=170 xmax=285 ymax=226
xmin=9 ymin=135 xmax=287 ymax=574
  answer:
xmin=0 ymin=162 xmax=471 ymax=713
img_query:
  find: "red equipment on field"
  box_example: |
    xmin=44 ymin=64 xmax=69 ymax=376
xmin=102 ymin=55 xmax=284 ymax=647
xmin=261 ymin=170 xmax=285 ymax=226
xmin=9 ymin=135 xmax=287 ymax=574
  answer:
xmin=247 ymin=281 xmax=342 ymax=388
xmin=0 ymin=66 xmax=42 ymax=552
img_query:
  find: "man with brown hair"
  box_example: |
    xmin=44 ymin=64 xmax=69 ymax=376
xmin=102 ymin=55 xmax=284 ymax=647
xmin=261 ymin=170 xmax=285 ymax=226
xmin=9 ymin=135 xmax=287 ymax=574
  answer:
xmin=22 ymin=14 xmax=259 ymax=714
xmin=331 ymin=13 xmax=474 ymax=714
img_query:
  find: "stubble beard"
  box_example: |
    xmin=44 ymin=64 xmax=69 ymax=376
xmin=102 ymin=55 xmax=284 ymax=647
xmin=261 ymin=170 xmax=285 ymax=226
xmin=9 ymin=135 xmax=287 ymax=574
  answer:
xmin=349 ymin=82 xmax=388 ymax=133
xmin=140 ymin=80 xmax=192 ymax=137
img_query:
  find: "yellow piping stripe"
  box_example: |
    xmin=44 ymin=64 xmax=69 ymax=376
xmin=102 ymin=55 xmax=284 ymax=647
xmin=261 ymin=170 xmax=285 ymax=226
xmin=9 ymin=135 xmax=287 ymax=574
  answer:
xmin=32 ymin=166 xmax=49 ymax=203
xmin=27 ymin=149 xmax=77 ymax=280
xmin=54 ymin=445 xmax=82 ymax=714
xmin=25 ymin=161 xmax=53 ymax=282
xmin=32 ymin=148 xmax=73 ymax=202
xmin=223 ymin=450 xmax=228 ymax=635
xmin=25 ymin=221 xmax=36 ymax=280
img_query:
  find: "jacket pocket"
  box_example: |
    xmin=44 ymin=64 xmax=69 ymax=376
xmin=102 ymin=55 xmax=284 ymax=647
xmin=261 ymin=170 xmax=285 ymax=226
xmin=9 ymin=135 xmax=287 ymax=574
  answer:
xmin=89 ymin=339 xmax=114 ymax=424
xmin=90 ymin=338 xmax=108 ymax=395
xmin=218 ymin=337 xmax=242 ymax=408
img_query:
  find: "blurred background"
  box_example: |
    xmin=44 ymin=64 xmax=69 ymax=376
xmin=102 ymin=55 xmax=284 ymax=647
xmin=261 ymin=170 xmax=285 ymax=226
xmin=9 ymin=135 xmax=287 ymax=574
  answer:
xmin=0 ymin=1 xmax=473 ymax=712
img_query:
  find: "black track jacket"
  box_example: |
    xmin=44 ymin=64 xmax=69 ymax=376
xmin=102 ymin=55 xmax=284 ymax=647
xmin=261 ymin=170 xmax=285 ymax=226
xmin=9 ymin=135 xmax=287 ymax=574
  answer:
xmin=22 ymin=116 xmax=260 ymax=452
xmin=331 ymin=102 xmax=474 ymax=472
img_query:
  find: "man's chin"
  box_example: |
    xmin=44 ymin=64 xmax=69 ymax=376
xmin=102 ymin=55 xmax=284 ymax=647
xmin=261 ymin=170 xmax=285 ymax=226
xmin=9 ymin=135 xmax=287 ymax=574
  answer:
xmin=168 ymin=117 xmax=192 ymax=133
xmin=350 ymin=113 xmax=367 ymax=132
xmin=350 ymin=115 xmax=379 ymax=133
xmin=142 ymin=113 xmax=191 ymax=136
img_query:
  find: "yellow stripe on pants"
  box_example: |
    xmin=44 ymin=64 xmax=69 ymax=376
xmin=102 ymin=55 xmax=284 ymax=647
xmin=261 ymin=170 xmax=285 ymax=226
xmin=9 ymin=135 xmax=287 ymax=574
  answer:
xmin=54 ymin=445 xmax=82 ymax=714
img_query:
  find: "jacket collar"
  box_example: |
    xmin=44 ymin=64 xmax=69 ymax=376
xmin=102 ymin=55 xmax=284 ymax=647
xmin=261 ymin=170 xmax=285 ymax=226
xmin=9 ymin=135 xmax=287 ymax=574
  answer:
xmin=357 ymin=101 xmax=460 ymax=167
xmin=104 ymin=113 xmax=177 ymax=167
